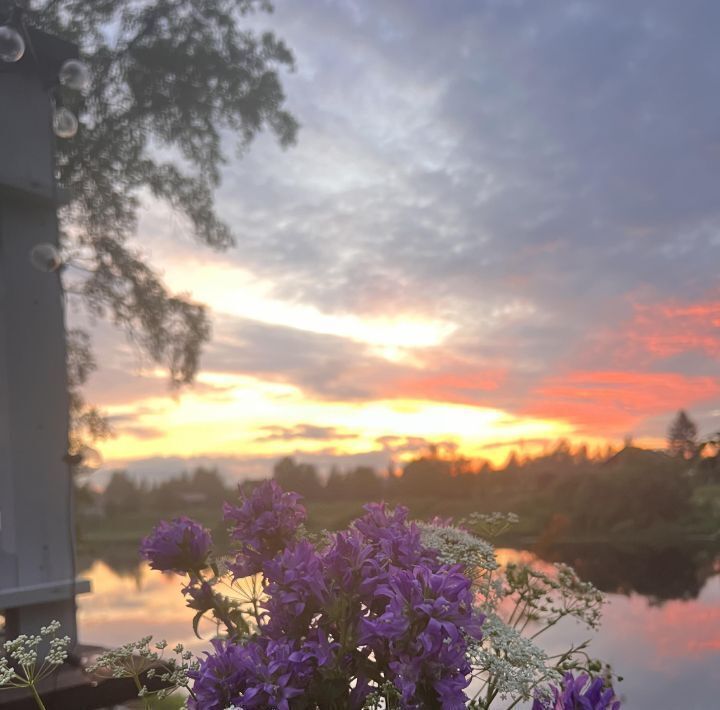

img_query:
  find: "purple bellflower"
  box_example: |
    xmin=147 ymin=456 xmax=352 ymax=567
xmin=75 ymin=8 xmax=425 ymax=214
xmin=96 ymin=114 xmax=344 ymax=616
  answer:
xmin=533 ymin=672 xmax=622 ymax=710
xmin=224 ymin=480 xmax=306 ymax=577
xmin=140 ymin=517 xmax=212 ymax=575
xmin=262 ymin=540 xmax=328 ymax=637
xmin=147 ymin=484 xmax=490 ymax=709
xmin=361 ymin=564 xmax=484 ymax=707
xmin=187 ymin=639 xmax=249 ymax=710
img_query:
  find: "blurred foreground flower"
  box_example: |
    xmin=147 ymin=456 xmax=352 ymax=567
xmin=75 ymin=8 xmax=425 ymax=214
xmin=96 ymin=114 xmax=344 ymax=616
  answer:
xmin=140 ymin=516 xmax=212 ymax=575
xmin=0 ymin=621 xmax=70 ymax=710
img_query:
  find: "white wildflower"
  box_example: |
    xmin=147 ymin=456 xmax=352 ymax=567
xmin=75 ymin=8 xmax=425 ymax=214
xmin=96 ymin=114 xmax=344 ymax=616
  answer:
xmin=469 ymin=614 xmax=560 ymax=700
xmin=418 ymin=521 xmax=498 ymax=574
xmin=0 ymin=659 xmax=14 ymax=685
xmin=87 ymin=635 xmax=198 ymax=702
xmin=463 ymin=511 xmax=520 ymax=538
xmin=0 ymin=620 xmax=70 ymax=697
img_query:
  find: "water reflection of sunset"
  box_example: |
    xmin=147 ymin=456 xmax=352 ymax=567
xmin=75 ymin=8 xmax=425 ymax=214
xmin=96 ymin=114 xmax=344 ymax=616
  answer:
xmin=601 ymin=580 xmax=720 ymax=664
xmin=77 ymin=562 xmax=213 ymax=656
xmin=516 ymin=560 xmax=720 ymax=707
xmin=77 ymin=553 xmax=720 ymax=709
xmin=494 ymin=548 xmax=554 ymax=571
xmin=78 ymin=562 xmax=266 ymax=658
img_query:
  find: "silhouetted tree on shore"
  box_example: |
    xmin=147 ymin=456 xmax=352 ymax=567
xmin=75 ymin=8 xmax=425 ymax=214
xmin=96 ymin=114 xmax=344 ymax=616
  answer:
xmin=273 ymin=457 xmax=322 ymax=499
xmin=667 ymin=410 xmax=699 ymax=459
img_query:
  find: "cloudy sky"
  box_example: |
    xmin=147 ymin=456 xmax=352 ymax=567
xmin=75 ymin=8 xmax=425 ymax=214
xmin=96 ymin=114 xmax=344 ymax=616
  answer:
xmin=78 ymin=0 xmax=720 ymax=480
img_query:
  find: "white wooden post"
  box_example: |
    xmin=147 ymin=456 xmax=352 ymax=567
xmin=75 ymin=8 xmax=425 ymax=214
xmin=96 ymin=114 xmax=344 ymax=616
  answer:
xmin=0 ymin=35 xmax=89 ymax=649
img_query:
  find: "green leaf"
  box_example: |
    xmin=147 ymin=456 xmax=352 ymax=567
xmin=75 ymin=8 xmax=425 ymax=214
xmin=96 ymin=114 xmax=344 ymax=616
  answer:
xmin=191 ymin=610 xmax=204 ymax=639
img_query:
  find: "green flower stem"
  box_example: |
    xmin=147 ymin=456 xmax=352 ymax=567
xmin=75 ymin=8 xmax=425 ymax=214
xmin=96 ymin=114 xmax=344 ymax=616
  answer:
xmin=250 ymin=596 xmax=261 ymax=627
xmin=29 ymin=683 xmax=47 ymax=710
xmin=132 ymin=673 xmax=150 ymax=710
xmin=194 ymin=568 xmax=245 ymax=638
xmin=529 ymin=611 xmax=569 ymax=640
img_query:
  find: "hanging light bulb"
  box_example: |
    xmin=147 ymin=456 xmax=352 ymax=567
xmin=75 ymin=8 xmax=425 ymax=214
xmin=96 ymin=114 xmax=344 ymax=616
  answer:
xmin=30 ymin=243 xmax=63 ymax=272
xmin=53 ymin=106 xmax=78 ymax=139
xmin=0 ymin=24 xmax=24 ymax=62
xmin=59 ymin=58 xmax=91 ymax=93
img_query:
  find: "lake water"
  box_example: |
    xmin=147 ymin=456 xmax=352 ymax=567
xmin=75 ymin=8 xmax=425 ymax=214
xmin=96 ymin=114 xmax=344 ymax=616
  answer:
xmin=76 ymin=544 xmax=720 ymax=709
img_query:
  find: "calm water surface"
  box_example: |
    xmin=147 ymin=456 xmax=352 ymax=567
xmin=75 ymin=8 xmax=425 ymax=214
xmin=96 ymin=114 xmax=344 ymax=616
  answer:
xmin=77 ymin=546 xmax=720 ymax=709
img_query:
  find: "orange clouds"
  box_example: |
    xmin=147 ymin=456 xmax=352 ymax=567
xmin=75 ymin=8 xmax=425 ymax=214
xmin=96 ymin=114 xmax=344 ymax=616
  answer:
xmin=625 ymin=295 xmax=720 ymax=362
xmin=378 ymin=291 xmax=720 ymax=438
xmin=382 ymin=368 xmax=506 ymax=405
xmin=527 ymin=370 xmax=720 ymax=433
xmin=530 ymin=291 xmax=720 ymax=433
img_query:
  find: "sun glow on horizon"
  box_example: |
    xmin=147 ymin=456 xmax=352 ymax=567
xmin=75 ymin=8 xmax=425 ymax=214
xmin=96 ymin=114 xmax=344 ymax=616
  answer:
xmin=97 ymin=369 xmax=579 ymax=469
xmin=90 ymin=254 xmax=710 ymax=478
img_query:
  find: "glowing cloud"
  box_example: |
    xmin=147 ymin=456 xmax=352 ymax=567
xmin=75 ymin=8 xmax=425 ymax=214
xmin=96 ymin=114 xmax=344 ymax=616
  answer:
xmin=628 ymin=296 xmax=720 ymax=361
xmin=98 ymin=370 xmax=574 ymax=469
xmin=527 ymin=371 xmax=720 ymax=434
xmin=383 ymin=368 xmax=506 ymax=404
xmin=160 ymin=261 xmax=456 ymax=352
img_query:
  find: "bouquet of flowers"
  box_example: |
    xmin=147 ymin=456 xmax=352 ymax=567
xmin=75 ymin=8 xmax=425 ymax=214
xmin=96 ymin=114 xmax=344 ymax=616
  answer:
xmin=2 ymin=481 xmax=621 ymax=709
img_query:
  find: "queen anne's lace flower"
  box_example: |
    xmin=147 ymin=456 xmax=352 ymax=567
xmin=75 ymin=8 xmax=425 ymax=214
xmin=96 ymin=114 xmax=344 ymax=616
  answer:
xmin=469 ymin=613 xmax=558 ymax=700
xmin=0 ymin=621 xmax=71 ymax=697
xmin=417 ymin=521 xmax=498 ymax=573
xmin=463 ymin=511 xmax=520 ymax=538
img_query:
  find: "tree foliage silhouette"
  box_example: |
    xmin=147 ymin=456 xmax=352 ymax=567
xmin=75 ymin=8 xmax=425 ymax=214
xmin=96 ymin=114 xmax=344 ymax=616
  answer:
xmin=20 ymin=0 xmax=298 ymax=445
xmin=273 ymin=457 xmax=322 ymax=499
xmin=667 ymin=409 xmax=699 ymax=460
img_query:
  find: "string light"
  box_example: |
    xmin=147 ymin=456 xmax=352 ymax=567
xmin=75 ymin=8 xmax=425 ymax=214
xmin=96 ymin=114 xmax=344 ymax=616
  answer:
xmin=59 ymin=58 xmax=90 ymax=93
xmin=29 ymin=243 xmax=63 ymax=273
xmin=0 ymin=24 xmax=24 ymax=62
xmin=53 ymin=106 xmax=79 ymax=139
xmin=1 ymin=3 xmax=91 ymax=140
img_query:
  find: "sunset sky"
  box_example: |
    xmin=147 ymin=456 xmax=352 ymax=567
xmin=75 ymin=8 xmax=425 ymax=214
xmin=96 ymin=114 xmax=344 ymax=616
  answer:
xmin=74 ymin=0 xmax=720 ymax=482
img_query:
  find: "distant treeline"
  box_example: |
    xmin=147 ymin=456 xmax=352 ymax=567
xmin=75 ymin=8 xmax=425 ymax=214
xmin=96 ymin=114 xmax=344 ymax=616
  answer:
xmin=271 ymin=443 xmax=718 ymax=534
xmin=84 ymin=431 xmax=720 ymax=536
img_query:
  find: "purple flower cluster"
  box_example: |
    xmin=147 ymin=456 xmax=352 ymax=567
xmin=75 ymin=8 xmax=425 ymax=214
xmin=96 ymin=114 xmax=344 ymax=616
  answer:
xmin=189 ymin=639 xmax=249 ymax=710
xmin=223 ymin=480 xmax=306 ymax=577
xmin=533 ymin=672 xmax=621 ymax=710
xmin=262 ymin=540 xmax=328 ymax=637
xmin=140 ymin=518 xmax=252 ymax=638
xmin=183 ymin=487 xmax=485 ymax=708
xmin=190 ymin=631 xmax=339 ymax=710
xmin=140 ymin=516 xmax=212 ymax=575
xmin=360 ymin=565 xmax=484 ymax=707
xmin=141 ymin=483 xmax=625 ymax=709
